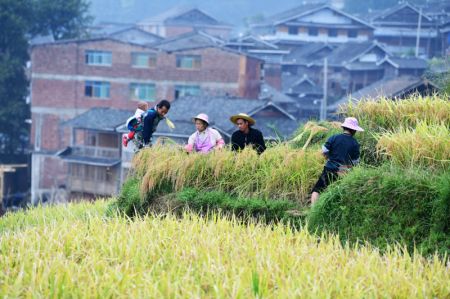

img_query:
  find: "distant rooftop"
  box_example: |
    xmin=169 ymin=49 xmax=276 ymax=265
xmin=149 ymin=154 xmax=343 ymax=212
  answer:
xmin=252 ymin=2 xmax=374 ymax=29
xmin=138 ymin=5 xmax=231 ymax=28
xmin=149 ymin=30 xmax=223 ymax=52
xmin=330 ymin=76 xmax=439 ymax=110
xmin=63 ymin=107 xmax=132 ymax=132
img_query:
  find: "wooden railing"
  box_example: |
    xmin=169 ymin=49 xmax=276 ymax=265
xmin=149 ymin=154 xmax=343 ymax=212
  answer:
xmin=69 ymin=177 xmax=118 ymax=196
xmin=71 ymin=146 xmax=120 ymax=159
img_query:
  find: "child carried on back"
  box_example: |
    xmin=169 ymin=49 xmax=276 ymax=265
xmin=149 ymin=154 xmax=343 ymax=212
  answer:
xmin=122 ymin=101 xmax=149 ymax=148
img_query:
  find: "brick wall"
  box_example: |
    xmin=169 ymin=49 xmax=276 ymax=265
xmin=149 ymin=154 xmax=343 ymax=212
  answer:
xmin=264 ymin=64 xmax=282 ymax=91
xmin=31 ymin=40 xmax=253 ymax=104
xmin=238 ymin=56 xmax=261 ymax=98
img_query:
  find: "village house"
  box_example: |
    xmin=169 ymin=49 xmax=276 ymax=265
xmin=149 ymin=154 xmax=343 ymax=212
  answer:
xmin=440 ymin=17 xmax=450 ymax=55
xmin=370 ymin=2 xmax=442 ymax=58
xmin=137 ymin=6 xmax=232 ymax=39
xmin=329 ymin=76 xmax=440 ymax=112
xmin=30 ymin=32 xmax=264 ymax=202
xmin=280 ymin=41 xmax=428 ymax=102
xmin=251 ymin=3 xmax=374 ymax=44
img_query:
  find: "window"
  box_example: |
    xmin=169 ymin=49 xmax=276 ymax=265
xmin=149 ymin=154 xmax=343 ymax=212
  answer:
xmin=85 ymin=81 xmax=110 ymax=98
xmin=288 ymin=26 xmax=298 ymax=35
xmin=71 ymin=164 xmax=83 ymax=178
xmin=131 ymin=52 xmax=157 ymax=68
xmin=176 ymin=55 xmax=201 ymax=69
xmin=86 ymin=131 xmax=97 ymax=146
xmin=308 ymin=28 xmax=319 ymax=36
xmin=85 ymin=50 xmax=112 ymax=66
xmin=98 ymin=133 xmax=119 ymax=148
xmin=174 ymin=85 xmax=201 ymax=99
xmin=328 ymin=29 xmax=338 ymax=37
xmin=129 ymin=83 xmax=156 ymax=101
xmin=348 ymin=30 xmax=358 ymax=38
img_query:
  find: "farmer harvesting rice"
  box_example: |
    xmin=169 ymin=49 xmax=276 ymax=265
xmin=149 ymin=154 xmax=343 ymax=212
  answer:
xmin=310 ymin=117 xmax=363 ymax=204
xmin=230 ymin=113 xmax=266 ymax=154
xmin=142 ymin=100 xmax=172 ymax=147
xmin=185 ymin=113 xmax=225 ymax=154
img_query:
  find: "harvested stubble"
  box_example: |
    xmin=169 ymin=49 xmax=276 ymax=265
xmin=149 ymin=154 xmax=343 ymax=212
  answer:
xmin=377 ymin=122 xmax=450 ymax=169
xmin=1 ymin=201 xmax=449 ymax=298
xmin=132 ymin=145 xmax=324 ymax=203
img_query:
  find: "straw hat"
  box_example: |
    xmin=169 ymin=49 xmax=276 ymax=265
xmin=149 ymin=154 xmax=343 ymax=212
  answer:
xmin=230 ymin=113 xmax=255 ymax=125
xmin=193 ymin=113 xmax=209 ymax=125
xmin=341 ymin=117 xmax=364 ymax=132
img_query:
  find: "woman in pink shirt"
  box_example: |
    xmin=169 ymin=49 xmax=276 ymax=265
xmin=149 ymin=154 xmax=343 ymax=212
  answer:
xmin=185 ymin=114 xmax=225 ymax=154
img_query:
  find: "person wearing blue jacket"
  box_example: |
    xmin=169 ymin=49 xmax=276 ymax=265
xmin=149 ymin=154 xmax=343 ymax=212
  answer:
xmin=142 ymin=100 xmax=171 ymax=147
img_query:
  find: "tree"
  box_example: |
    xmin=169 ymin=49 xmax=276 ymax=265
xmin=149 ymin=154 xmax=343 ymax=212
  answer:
xmin=30 ymin=0 xmax=93 ymax=40
xmin=0 ymin=0 xmax=31 ymax=154
xmin=0 ymin=0 xmax=92 ymax=155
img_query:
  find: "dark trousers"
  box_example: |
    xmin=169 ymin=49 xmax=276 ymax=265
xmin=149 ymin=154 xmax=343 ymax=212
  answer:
xmin=311 ymin=167 xmax=339 ymax=194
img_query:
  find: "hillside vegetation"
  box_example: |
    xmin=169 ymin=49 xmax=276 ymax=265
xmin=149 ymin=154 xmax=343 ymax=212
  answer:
xmin=1 ymin=95 xmax=449 ymax=297
xmin=110 ymin=95 xmax=450 ymax=256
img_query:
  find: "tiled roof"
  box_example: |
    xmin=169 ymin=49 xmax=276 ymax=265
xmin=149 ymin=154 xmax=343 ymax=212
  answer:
xmin=371 ymin=3 xmax=434 ymax=24
xmin=155 ymin=96 xmax=298 ymax=139
xmin=108 ymin=27 xmax=163 ymax=45
xmin=226 ymin=35 xmax=279 ymax=50
xmin=282 ymin=43 xmax=333 ymax=65
xmin=379 ymin=57 xmax=428 ymax=69
xmin=282 ymin=74 xmax=322 ymax=95
xmin=329 ymin=76 xmax=439 ymax=110
xmin=149 ymin=31 xmax=223 ymax=52
xmin=63 ymin=108 xmax=132 ymax=132
xmin=322 ymin=42 xmax=377 ymax=66
xmin=148 ymin=31 xmax=263 ymax=60
xmin=252 ymin=3 xmax=373 ymax=29
xmin=260 ymin=83 xmax=297 ymax=104
xmin=255 ymin=3 xmax=327 ymax=26
xmin=139 ymin=6 xmax=230 ymax=27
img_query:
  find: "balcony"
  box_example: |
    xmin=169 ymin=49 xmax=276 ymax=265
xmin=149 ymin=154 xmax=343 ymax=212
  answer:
xmin=58 ymin=146 xmax=121 ymax=167
xmin=69 ymin=177 xmax=118 ymax=196
xmin=71 ymin=146 xmax=120 ymax=159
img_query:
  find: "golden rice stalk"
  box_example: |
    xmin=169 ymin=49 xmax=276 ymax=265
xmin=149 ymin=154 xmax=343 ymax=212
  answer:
xmin=302 ymin=125 xmax=329 ymax=150
xmin=0 ymin=202 xmax=449 ymax=298
xmin=165 ymin=117 xmax=176 ymax=130
xmin=376 ymin=122 xmax=450 ymax=169
xmin=339 ymin=95 xmax=450 ymax=130
xmin=134 ymin=145 xmax=323 ymax=202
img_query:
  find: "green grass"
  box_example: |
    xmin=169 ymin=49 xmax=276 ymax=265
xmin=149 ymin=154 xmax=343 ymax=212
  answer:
xmin=175 ymin=188 xmax=305 ymax=225
xmin=308 ymin=165 xmax=450 ymax=256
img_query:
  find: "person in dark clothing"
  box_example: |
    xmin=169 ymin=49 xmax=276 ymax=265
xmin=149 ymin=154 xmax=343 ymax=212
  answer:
xmin=230 ymin=113 xmax=266 ymax=154
xmin=310 ymin=117 xmax=364 ymax=204
xmin=142 ymin=100 xmax=171 ymax=147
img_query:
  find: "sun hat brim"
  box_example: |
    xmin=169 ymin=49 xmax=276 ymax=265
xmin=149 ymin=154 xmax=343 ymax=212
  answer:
xmin=230 ymin=114 xmax=255 ymax=125
xmin=193 ymin=117 xmax=209 ymax=125
xmin=341 ymin=124 xmax=364 ymax=132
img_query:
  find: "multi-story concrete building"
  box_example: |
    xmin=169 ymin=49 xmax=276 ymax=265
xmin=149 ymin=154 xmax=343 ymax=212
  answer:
xmin=30 ymin=32 xmax=263 ymax=202
xmin=370 ymin=2 xmax=442 ymax=58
